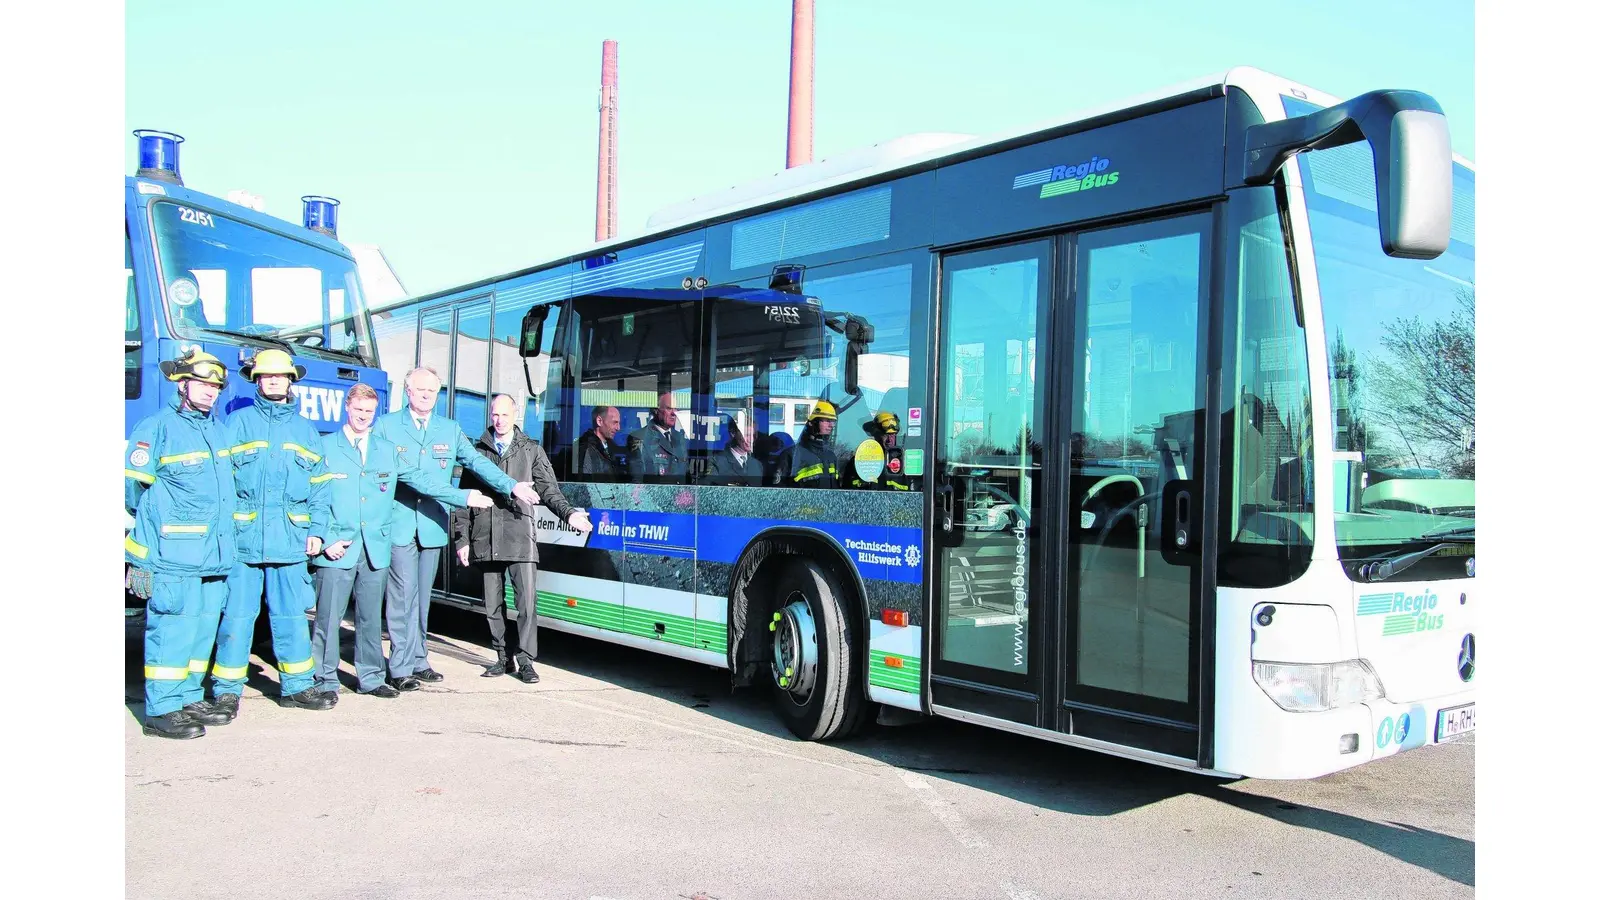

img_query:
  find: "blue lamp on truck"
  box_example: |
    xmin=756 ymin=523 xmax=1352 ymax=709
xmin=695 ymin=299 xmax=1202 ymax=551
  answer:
xmin=302 ymin=195 xmax=340 ymax=238
xmin=134 ymin=129 xmax=185 ymax=186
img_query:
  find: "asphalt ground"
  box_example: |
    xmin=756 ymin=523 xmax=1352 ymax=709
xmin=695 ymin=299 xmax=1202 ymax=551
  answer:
xmin=124 ymin=606 xmax=1474 ymax=900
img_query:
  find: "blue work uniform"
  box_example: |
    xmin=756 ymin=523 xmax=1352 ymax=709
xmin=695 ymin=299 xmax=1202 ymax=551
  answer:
xmin=307 ymin=427 xmax=472 ymax=694
xmin=125 ymin=394 xmax=238 ymax=718
xmin=372 ymin=409 xmax=517 ymax=678
xmin=210 ymin=392 xmax=331 ymax=698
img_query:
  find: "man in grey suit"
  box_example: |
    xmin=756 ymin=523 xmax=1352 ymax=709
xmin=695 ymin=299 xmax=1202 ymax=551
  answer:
xmin=626 ymin=392 xmax=688 ymax=482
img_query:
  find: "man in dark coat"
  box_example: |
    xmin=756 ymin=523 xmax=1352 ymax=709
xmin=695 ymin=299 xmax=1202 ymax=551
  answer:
xmin=577 ymin=404 xmax=622 ymax=480
xmin=452 ymin=395 xmax=593 ymax=683
xmin=709 ymin=410 xmax=763 ymax=485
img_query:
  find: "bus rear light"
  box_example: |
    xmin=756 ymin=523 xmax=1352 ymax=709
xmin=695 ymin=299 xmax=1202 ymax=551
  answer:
xmin=1252 ymin=659 xmax=1385 ymax=712
xmin=882 ymin=609 xmax=908 ymax=627
xmin=884 ymin=656 xmax=904 ymax=669
xmin=566 ymin=598 xmax=577 ymax=607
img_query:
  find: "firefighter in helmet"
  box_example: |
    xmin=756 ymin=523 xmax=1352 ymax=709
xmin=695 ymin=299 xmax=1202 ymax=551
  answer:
xmin=773 ymin=400 xmax=840 ymax=488
xmin=208 ymin=348 xmax=337 ymax=718
xmin=125 ymin=348 xmax=239 ymax=739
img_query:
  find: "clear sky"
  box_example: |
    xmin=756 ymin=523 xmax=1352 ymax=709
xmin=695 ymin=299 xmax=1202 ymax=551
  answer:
xmin=125 ymin=0 xmax=1474 ymax=299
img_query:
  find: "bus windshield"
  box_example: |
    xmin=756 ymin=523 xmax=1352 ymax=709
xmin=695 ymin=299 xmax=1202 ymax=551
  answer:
xmin=1288 ymin=97 xmax=1476 ymax=565
xmin=149 ymin=200 xmax=377 ymax=365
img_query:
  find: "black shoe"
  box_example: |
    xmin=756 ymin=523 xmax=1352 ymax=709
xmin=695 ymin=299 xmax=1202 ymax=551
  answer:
xmin=516 ymin=666 xmax=540 ymax=684
xmin=482 ymin=662 xmax=508 ymax=678
xmin=414 ymin=667 xmax=444 ymax=683
xmin=279 ymin=688 xmax=336 ymax=711
xmin=211 ymin=693 xmax=240 ymax=721
xmin=143 ymin=710 xmax=205 ymax=739
xmin=388 ymin=676 xmax=421 ymax=692
xmin=182 ymin=700 xmax=233 ymax=726
xmin=360 ymin=684 xmax=401 ymax=699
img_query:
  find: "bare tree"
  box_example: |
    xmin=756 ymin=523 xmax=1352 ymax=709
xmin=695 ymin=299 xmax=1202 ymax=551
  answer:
xmin=1362 ymin=288 xmax=1476 ymax=478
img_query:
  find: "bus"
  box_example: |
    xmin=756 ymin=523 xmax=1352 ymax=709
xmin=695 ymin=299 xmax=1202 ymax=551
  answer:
xmin=372 ymin=66 xmax=1475 ymax=780
xmin=125 ymin=129 xmax=388 ymax=434
xmin=126 ymin=129 xmax=389 ymax=607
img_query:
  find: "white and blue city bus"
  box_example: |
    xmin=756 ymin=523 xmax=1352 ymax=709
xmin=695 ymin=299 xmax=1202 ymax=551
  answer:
xmin=125 ymin=130 xmax=389 ymax=606
xmin=372 ymin=66 xmax=1474 ymax=779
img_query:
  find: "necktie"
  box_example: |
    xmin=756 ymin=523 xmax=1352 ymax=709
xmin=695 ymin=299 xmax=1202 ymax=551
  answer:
xmin=495 ymin=441 xmax=505 ymax=456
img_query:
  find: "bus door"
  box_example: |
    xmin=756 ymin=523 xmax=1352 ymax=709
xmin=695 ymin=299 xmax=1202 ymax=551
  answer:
xmin=930 ymin=213 xmax=1212 ymax=760
xmin=439 ymin=297 xmax=494 ymax=606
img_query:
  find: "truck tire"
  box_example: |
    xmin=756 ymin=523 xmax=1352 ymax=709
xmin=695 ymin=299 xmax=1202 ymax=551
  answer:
xmin=768 ymin=557 xmax=867 ymax=741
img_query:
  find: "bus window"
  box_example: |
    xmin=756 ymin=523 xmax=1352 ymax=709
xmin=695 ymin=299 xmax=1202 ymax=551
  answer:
xmin=569 ymin=291 xmax=700 ymax=484
xmin=453 ymin=300 xmax=492 ymax=436
xmin=371 ymin=306 xmax=420 ymax=412
xmin=416 ymin=306 xmax=452 ymax=404
xmin=706 ymin=288 xmax=836 ymax=486
xmin=125 ymin=230 xmax=141 ymax=400
xmin=1219 ymin=186 xmax=1314 ymax=587
xmin=491 ymin=298 xmax=563 ymax=454
xmin=774 ymin=260 xmax=916 ymax=490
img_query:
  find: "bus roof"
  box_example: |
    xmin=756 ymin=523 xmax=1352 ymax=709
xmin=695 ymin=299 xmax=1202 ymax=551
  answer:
xmin=376 ymin=65 xmax=1472 ymax=314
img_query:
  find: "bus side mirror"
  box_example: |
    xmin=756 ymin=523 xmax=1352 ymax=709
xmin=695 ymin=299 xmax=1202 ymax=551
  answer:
xmin=519 ymin=306 xmax=549 ymax=358
xmin=1241 ymin=89 xmax=1453 ymax=259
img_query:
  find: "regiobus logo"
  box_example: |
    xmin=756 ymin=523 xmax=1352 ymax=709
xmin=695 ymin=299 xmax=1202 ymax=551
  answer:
xmin=1012 ymin=155 xmax=1121 ymax=199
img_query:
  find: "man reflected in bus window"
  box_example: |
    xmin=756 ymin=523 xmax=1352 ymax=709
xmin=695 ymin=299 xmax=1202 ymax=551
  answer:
xmin=577 ymin=405 xmax=622 ymax=480
xmin=626 ymin=392 xmax=687 ymax=482
xmin=710 ymin=411 xmax=763 ymax=486
xmin=773 ymin=400 xmax=840 ymax=488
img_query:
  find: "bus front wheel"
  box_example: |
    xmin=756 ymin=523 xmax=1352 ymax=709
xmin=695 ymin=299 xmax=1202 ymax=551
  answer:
xmin=768 ymin=557 xmax=866 ymax=741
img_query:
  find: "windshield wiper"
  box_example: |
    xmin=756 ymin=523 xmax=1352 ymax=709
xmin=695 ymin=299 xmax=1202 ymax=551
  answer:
xmin=1418 ymin=524 xmax=1475 ymax=542
xmin=1354 ymin=540 xmax=1470 ymax=583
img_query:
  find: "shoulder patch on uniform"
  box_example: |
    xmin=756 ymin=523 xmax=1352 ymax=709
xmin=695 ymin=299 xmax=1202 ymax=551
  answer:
xmin=129 ymin=449 xmax=150 ymax=467
xmin=135 ymin=441 xmax=150 ymax=450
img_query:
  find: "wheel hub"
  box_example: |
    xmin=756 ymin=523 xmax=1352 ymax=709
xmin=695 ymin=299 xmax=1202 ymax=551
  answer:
xmin=770 ymin=595 xmax=819 ymax=701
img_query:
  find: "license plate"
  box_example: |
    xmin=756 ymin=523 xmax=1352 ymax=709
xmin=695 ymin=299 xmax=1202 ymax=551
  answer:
xmin=1436 ymin=703 xmax=1475 ymax=740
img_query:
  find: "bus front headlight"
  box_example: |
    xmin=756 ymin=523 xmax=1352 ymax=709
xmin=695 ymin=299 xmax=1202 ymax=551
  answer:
xmin=1252 ymin=659 xmax=1385 ymax=712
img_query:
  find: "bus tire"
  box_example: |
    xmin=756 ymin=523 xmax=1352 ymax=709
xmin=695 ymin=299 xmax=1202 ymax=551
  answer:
xmin=768 ymin=556 xmax=866 ymax=741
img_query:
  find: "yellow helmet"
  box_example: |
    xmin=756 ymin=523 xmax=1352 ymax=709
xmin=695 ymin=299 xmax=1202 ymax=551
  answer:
xmin=807 ymin=400 xmax=838 ymax=423
xmin=871 ymin=411 xmax=900 ymax=434
xmin=240 ymin=348 xmax=306 ymax=383
xmin=159 ymin=348 xmax=228 ymax=387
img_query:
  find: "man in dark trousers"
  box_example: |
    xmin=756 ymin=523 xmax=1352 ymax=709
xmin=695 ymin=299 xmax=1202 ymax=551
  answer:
xmin=626 ymin=391 xmax=688 ymax=482
xmin=453 ymin=394 xmax=593 ymax=683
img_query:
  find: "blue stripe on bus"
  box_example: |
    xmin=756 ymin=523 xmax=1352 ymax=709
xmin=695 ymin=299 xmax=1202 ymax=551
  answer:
xmin=581 ymin=508 xmax=924 ymax=584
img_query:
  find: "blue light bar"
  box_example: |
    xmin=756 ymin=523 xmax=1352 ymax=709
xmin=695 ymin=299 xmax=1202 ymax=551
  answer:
xmin=301 ymin=195 xmax=340 ymax=238
xmin=133 ymin=129 xmax=184 ymax=185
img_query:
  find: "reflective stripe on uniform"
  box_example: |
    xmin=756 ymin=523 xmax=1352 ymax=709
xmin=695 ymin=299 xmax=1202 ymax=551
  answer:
xmin=282 ymin=442 xmax=321 ymax=463
xmin=277 ymin=657 xmax=316 ymax=675
xmin=125 ymin=468 xmax=156 ymax=484
xmin=288 ymin=513 xmax=311 ymax=524
xmin=215 ymin=448 xmax=231 ymax=458
xmin=211 ymin=662 xmax=248 ymax=680
xmin=232 ymin=440 xmax=270 ymax=455
xmin=144 ymin=665 xmax=190 ymax=681
xmin=234 ymin=511 xmax=258 ymax=521
xmin=126 ymin=536 xmax=149 ymax=559
xmin=795 ymin=464 xmax=824 ymax=481
xmin=188 ymin=659 xmax=209 ymax=674
xmin=162 ymin=523 xmax=209 ymax=534
xmin=309 ymin=473 xmax=346 ymax=484
xmin=158 ymin=450 xmax=211 ymax=465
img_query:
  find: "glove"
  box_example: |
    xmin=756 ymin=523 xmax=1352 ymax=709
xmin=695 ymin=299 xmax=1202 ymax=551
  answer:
xmin=128 ymin=566 xmax=154 ymax=600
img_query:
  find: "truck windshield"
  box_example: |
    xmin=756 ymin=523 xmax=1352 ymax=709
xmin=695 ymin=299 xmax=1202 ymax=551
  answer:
xmin=149 ymin=200 xmax=376 ymax=365
xmin=1286 ymin=96 xmax=1475 ymax=573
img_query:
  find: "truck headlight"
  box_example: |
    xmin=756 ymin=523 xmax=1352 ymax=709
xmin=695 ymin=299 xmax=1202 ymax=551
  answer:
xmin=1252 ymin=659 xmax=1385 ymax=712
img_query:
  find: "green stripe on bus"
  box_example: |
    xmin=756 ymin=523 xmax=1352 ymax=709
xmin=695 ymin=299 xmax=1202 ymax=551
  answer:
xmin=869 ymin=649 xmax=922 ymax=691
xmin=1382 ymin=615 xmax=1418 ymax=636
xmin=527 ymin=589 xmax=727 ymax=653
